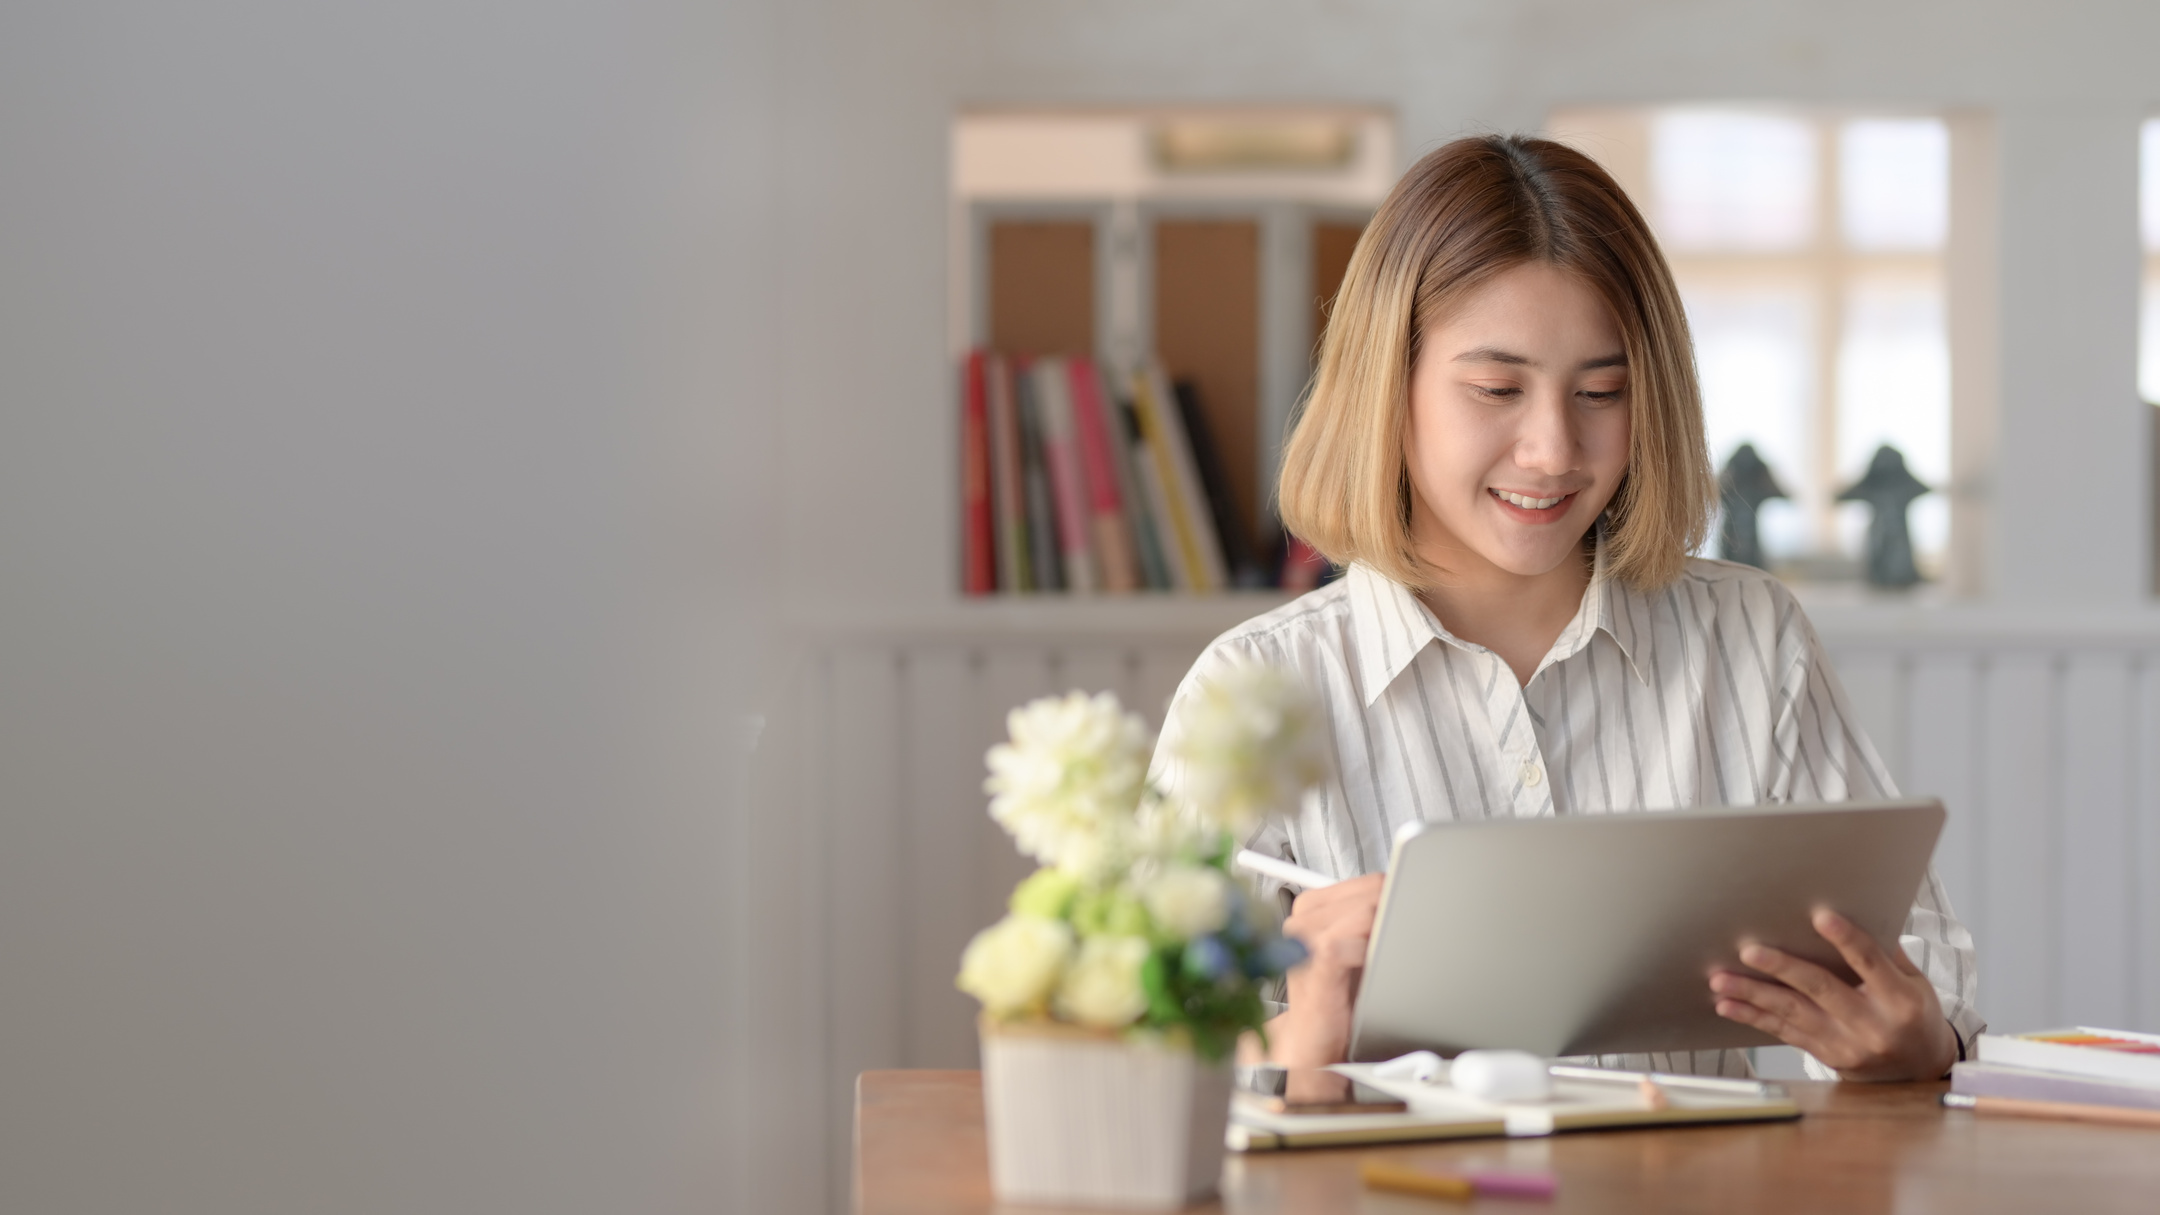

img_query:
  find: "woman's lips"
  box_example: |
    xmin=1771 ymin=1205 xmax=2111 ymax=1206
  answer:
xmin=1488 ymin=487 xmax=1576 ymax=521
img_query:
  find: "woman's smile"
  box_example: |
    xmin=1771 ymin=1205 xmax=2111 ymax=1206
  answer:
xmin=1489 ymin=487 xmax=1577 ymax=519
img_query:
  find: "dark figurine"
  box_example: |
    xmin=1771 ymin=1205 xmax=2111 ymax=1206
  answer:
xmin=1837 ymin=445 xmax=1930 ymax=588
xmin=1716 ymin=443 xmax=1787 ymax=570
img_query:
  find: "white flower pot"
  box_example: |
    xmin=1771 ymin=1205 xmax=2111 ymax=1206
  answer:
xmin=979 ymin=1021 xmax=1232 ymax=1210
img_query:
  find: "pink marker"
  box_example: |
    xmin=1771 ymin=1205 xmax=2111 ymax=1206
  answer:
xmin=1467 ymin=1170 xmax=1559 ymax=1200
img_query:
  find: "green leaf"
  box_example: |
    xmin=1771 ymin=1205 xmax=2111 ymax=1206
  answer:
xmin=1140 ymin=949 xmax=1181 ymax=1024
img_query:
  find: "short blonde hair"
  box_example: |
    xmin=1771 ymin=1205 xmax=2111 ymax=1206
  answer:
xmin=1278 ymin=135 xmax=1713 ymax=590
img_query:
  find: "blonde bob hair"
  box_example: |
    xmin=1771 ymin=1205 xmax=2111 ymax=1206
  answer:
xmin=1278 ymin=135 xmax=1713 ymax=591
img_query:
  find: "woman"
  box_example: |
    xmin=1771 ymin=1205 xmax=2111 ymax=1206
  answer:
xmin=1152 ymin=136 xmax=1980 ymax=1081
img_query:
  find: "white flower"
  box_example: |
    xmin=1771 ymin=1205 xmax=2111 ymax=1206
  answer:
xmin=1141 ymin=864 xmax=1231 ymax=940
xmin=1168 ymin=658 xmax=1329 ymax=837
xmin=1054 ymin=934 xmax=1153 ymax=1029
xmin=1126 ymin=795 xmax=1212 ymax=862
xmin=984 ymin=691 xmax=1151 ymax=876
xmin=957 ymin=914 xmax=1073 ymax=1017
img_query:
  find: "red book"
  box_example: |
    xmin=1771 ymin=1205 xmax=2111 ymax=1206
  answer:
xmin=960 ymin=349 xmax=996 ymax=595
xmin=1065 ymin=359 xmax=1139 ymax=592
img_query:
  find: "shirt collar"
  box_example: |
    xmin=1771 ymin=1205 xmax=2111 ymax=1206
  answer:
xmin=1346 ymin=528 xmax=1647 ymax=707
xmin=1570 ymin=528 xmax=1649 ymax=686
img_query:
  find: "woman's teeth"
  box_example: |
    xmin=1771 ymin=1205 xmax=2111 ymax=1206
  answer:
xmin=1495 ymin=490 xmax=1566 ymax=510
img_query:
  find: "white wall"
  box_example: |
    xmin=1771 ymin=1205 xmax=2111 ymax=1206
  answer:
xmin=0 ymin=3 xmax=769 ymax=1213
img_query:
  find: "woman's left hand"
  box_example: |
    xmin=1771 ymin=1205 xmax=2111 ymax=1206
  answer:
xmin=1707 ymin=908 xmax=1958 ymax=1082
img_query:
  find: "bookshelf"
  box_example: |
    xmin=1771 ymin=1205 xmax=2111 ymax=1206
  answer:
xmin=950 ymin=107 xmax=1394 ymax=599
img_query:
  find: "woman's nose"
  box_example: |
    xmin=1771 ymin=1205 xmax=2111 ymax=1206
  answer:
xmin=1515 ymin=392 xmax=1580 ymax=472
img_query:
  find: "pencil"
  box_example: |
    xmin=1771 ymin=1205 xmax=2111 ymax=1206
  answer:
xmin=1359 ymin=1160 xmax=1474 ymax=1200
xmin=1233 ymin=849 xmax=1337 ymax=891
xmin=1942 ymin=1091 xmax=2160 ymax=1128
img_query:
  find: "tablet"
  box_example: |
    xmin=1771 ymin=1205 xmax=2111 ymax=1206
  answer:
xmin=1347 ymin=799 xmax=1946 ymax=1061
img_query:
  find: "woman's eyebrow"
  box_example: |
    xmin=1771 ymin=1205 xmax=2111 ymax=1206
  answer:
xmin=1451 ymin=346 xmax=1629 ymax=370
xmin=1452 ymin=345 xmax=1532 ymax=366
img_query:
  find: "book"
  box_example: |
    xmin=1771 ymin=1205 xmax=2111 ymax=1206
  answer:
xmin=984 ymin=353 xmax=1032 ymax=593
xmin=960 ymin=351 xmax=996 ymax=595
xmin=1064 ymin=358 xmax=1140 ymax=592
xmin=1974 ymin=1028 xmax=2160 ymax=1086
xmin=1101 ymin=380 xmax=1172 ymax=591
xmin=1950 ymin=1060 xmax=2160 ymax=1112
xmin=1012 ymin=359 xmax=1063 ymax=592
xmin=1131 ymin=364 xmax=1228 ymax=592
xmin=1229 ymin=1063 xmax=1799 ymax=1151
xmin=1029 ymin=357 xmax=1099 ymax=593
xmin=1169 ymin=379 xmax=1264 ymax=588
xmin=1130 ymin=421 xmax=1191 ymax=591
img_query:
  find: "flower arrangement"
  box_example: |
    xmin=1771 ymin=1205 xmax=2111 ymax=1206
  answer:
xmin=957 ymin=659 xmax=1327 ymax=1062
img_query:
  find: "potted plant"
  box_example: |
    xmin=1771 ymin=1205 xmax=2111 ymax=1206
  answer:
xmin=956 ymin=660 xmax=1325 ymax=1210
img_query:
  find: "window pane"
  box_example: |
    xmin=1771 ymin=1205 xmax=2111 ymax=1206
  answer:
xmin=1839 ymin=119 xmax=1948 ymax=251
xmin=1652 ymin=111 xmax=1816 ymax=251
xmin=1835 ymin=276 xmax=1950 ymax=562
xmin=1684 ymin=281 xmax=1817 ymax=556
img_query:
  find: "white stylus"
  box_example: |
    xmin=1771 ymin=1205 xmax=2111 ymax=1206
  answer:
xmin=1233 ymin=849 xmax=1338 ymax=890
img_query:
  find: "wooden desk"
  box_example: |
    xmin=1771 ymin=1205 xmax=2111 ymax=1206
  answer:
xmin=856 ymin=1070 xmax=2160 ymax=1214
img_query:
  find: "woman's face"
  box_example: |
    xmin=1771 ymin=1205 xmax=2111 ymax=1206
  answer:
xmin=1404 ymin=261 xmax=1632 ymax=581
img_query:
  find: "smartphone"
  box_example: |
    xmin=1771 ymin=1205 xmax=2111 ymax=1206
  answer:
xmin=1237 ymin=1065 xmax=1409 ymax=1115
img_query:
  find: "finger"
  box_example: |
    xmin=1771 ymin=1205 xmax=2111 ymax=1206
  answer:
xmin=1813 ymin=910 xmax=1904 ymax=988
xmin=1713 ymin=996 xmax=1831 ymax=1060
xmin=1302 ymin=880 xmax=1384 ymax=931
xmin=1739 ymin=942 xmax=1867 ymax=1019
xmin=1293 ymin=874 xmax=1382 ymax=917
xmin=1285 ymin=899 xmax=1373 ymax=939
xmin=1709 ymin=971 xmax=1828 ymax=1034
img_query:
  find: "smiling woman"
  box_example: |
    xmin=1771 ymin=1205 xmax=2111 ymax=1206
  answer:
xmin=1151 ymin=136 xmax=1980 ymax=1084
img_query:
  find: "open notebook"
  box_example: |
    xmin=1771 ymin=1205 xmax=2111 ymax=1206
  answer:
xmin=1228 ymin=1061 xmax=1801 ymax=1151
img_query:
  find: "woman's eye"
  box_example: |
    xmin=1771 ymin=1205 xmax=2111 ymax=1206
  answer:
xmin=1473 ymin=384 xmax=1521 ymax=400
xmin=1580 ymin=389 xmax=1624 ymax=405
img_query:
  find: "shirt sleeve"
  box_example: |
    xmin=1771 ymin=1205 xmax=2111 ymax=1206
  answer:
xmin=1765 ymin=597 xmax=1986 ymax=1079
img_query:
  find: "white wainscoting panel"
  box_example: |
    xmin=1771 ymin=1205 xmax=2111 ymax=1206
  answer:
xmin=756 ymin=598 xmax=2160 ymax=1212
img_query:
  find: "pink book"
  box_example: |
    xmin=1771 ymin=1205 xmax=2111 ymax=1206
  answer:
xmin=1029 ymin=357 xmax=1097 ymax=593
xmin=1064 ymin=359 xmax=1139 ymax=592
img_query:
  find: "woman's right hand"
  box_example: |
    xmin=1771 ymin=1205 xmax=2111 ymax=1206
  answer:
xmin=1270 ymin=873 xmax=1386 ymax=1068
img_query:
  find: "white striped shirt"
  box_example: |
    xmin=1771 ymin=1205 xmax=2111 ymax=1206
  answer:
xmin=1152 ymin=543 xmax=1984 ymax=1078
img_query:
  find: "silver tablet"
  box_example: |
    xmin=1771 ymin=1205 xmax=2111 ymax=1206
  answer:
xmin=1346 ymin=799 xmax=1946 ymax=1061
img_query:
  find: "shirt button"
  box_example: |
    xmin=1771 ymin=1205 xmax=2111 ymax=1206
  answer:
xmin=1522 ymin=762 xmax=1544 ymax=787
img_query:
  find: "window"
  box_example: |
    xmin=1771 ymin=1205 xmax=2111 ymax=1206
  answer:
xmin=1550 ymin=108 xmax=1957 ymax=582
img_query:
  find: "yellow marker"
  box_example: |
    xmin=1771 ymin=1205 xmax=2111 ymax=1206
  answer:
xmin=1359 ymin=1160 xmax=1474 ymax=1201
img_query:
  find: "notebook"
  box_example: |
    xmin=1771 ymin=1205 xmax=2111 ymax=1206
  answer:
xmin=1227 ymin=1062 xmax=1800 ymax=1151
xmin=1973 ymin=1028 xmax=2160 ymax=1086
